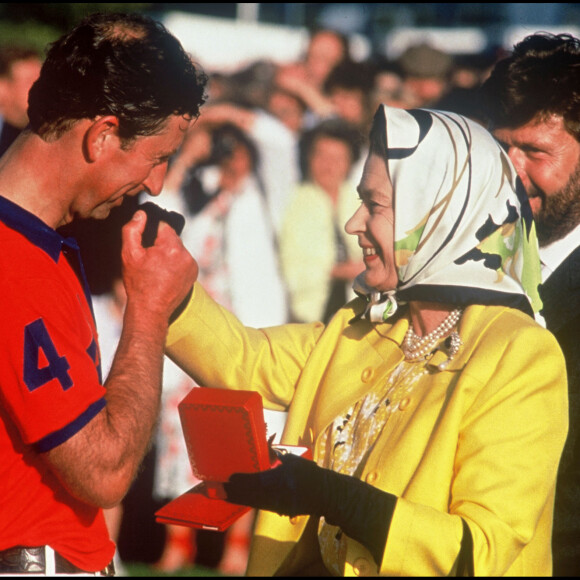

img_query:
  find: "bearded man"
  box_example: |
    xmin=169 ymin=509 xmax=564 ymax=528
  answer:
xmin=479 ymin=32 xmax=580 ymax=577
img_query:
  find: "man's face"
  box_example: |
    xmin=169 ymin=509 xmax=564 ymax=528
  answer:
xmin=84 ymin=114 xmax=190 ymax=221
xmin=494 ymin=115 xmax=580 ymax=246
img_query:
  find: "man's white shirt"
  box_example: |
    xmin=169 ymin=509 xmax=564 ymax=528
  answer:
xmin=540 ymin=222 xmax=580 ymax=282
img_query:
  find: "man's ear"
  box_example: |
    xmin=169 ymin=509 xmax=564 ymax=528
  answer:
xmin=83 ymin=115 xmax=121 ymax=162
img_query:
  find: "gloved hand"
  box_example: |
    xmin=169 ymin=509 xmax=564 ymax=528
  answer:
xmin=223 ymin=452 xmax=396 ymax=565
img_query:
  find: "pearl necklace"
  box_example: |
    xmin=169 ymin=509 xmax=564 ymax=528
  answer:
xmin=402 ymin=308 xmax=463 ymax=361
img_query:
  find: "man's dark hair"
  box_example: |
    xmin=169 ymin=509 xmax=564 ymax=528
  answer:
xmin=478 ymin=33 xmax=580 ymax=140
xmin=28 ymin=12 xmax=207 ymax=143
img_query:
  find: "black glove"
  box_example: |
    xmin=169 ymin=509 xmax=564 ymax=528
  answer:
xmin=223 ymin=452 xmax=396 ymax=565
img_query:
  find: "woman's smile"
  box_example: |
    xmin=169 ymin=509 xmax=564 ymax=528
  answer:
xmin=362 ymin=246 xmax=380 ymax=264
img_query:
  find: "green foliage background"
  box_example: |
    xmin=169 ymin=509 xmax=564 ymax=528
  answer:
xmin=0 ymin=3 xmax=153 ymax=53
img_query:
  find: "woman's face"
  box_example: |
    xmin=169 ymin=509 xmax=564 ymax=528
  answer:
xmin=309 ymin=135 xmax=352 ymax=194
xmin=345 ymin=152 xmax=398 ymax=291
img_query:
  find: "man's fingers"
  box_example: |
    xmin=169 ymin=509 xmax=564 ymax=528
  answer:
xmin=121 ymin=210 xmax=147 ymax=256
xmin=155 ymin=220 xmax=179 ymax=244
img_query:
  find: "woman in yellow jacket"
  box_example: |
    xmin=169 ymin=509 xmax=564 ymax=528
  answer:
xmin=166 ymin=105 xmax=568 ymax=576
xmin=279 ymin=119 xmax=363 ymax=323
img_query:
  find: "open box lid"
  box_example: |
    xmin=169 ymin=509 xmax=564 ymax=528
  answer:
xmin=178 ymin=387 xmax=272 ymax=483
xmin=156 ymin=387 xmax=310 ymax=531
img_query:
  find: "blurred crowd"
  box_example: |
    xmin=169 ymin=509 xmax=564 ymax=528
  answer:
xmin=0 ymin=24 xmax=503 ymax=576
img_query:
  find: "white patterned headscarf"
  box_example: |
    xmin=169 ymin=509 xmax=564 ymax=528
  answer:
xmin=354 ymin=105 xmax=543 ymax=323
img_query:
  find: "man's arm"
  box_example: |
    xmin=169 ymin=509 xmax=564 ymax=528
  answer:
xmin=43 ymin=209 xmax=198 ymax=508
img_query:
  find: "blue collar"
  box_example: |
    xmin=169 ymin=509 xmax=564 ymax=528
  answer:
xmin=0 ymin=194 xmax=97 ymax=341
xmin=0 ymin=194 xmax=79 ymax=262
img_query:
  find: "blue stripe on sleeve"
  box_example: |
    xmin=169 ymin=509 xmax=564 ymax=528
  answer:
xmin=34 ymin=397 xmax=107 ymax=453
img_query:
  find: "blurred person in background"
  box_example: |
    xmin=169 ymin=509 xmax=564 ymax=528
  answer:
xmin=433 ymin=50 xmax=500 ymax=120
xmin=280 ymin=118 xmax=363 ymax=324
xmin=159 ymin=116 xmax=289 ymax=575
xmin=323 ymin=59 xmax=378 ymax=182
xmin=449 ymin=52 xmax=496 ymax=92
xmin=396 ymin=42 xmax=454 ymax=108
xmin=277 ymin=27 xmax=350 ymax=93
xmin=162 ymin=102 xmax=292 ymax=427
xmin=267 ymin=85 xmax=308 ymax=136
xmin=169 ymin=99 xmax=299 ymax=238
xmin=0 ymin=45 xmax=42 ymax=156
xmin=478 ymin=32 xmax=580 ymax=577
xmin=276 ymin=27 xmax=351 ymax=130
xmin=323 ymin=59 xmax=377 ymax=132
xmin=164 ymin=119 xmax=288 ymax=329
xmin=369 ymin=57 xmax=415 ymax=111
xmin=274 ymin=56 xmax=377 ymax=183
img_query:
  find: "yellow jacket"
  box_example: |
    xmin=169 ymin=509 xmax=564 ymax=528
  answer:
xmin=167 ymin=284 xmax=568 ymax=576
xmin=279 ymin=181 xmax=361 ymax=322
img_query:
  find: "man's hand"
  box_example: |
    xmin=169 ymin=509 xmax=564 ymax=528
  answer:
xmin=121 ymin=209 xmax=198 ymax=320
xmin=139 ymin=202 xmax=185 ymax=248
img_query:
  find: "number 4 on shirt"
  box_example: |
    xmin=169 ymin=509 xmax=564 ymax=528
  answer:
xmin=24 ymin=318 xmax=73 ymax=392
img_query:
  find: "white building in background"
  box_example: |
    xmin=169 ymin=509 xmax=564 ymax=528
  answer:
xmin=161 ymin=4 xmax=580 ymax=76
xmin=162 ymin=10 xmax=371 ymax=75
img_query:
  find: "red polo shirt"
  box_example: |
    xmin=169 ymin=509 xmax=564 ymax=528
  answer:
xmin=0 ymin=195 xmax=115 ymax=571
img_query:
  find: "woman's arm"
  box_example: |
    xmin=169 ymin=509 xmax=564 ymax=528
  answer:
xmin=166 ymin=282 xmax=325 ymax=411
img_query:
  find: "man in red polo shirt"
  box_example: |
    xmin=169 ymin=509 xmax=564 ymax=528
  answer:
xmin=0 ymin=12 xmax=206 ymax=575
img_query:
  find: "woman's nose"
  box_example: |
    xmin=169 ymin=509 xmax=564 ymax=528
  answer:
xmin=345 ymin=204 xmax=364 ymax=236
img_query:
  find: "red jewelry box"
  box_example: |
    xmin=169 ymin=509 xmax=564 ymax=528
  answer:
xmin=155 ymin=387 xmax=308 ymax=531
